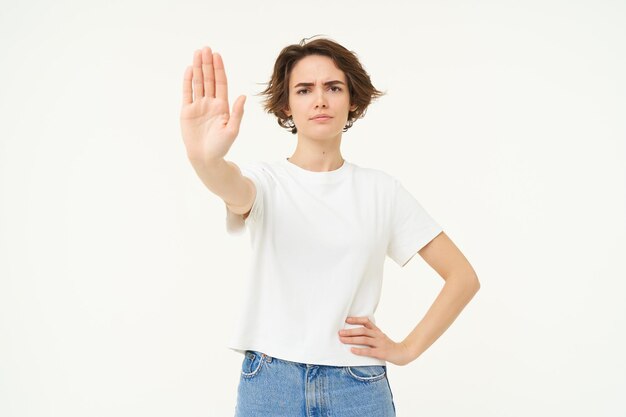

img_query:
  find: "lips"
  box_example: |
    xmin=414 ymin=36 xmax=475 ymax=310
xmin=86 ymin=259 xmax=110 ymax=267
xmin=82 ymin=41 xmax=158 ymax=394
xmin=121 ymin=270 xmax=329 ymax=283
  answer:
xmin=311 ymin=114 xmax=332 ymax=120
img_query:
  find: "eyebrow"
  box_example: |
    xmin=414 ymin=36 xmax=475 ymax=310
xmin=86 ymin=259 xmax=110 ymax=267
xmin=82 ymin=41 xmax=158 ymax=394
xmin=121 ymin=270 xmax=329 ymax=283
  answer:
xmin=293 ymin=80 xmax=346 ymax=88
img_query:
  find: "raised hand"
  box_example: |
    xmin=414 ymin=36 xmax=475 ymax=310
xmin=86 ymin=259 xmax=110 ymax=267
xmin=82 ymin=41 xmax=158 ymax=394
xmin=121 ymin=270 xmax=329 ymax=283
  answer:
xmin=180 ymin=47 xmax=246 ymax=164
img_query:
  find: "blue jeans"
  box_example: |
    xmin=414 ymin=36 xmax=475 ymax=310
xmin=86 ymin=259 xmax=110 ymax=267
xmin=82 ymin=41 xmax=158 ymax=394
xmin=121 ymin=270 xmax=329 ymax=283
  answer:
xmin=234 ymin=350 xmax=397 ymax=416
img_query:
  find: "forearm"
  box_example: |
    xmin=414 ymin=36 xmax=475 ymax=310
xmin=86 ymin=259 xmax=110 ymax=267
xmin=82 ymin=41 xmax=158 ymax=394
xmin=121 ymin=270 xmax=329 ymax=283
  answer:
xmin=402 ymin=273 xmax=480 ymax=363
xmin=188 ymin=157 xmax=246 ymax=207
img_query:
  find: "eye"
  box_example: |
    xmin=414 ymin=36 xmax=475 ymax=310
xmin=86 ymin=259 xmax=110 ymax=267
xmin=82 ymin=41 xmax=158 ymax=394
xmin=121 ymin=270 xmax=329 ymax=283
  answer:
xmin=330 ymin=86 xmax=342 ymax=92
xmin=296 ymin=89 xmax=309 ymax=95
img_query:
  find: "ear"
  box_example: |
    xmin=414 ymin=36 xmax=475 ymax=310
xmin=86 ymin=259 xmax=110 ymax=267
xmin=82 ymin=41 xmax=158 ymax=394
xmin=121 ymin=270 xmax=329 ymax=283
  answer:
xmin=349 ymin=104 xmax=358 ymax=112
xmin=284 ymin=106 xmax=291 ymax=117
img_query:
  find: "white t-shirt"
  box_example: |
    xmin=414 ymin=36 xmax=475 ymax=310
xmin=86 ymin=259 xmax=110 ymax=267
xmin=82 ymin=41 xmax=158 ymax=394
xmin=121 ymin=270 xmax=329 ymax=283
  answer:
xmin=224 ymin=157 xmax=443 ymax=366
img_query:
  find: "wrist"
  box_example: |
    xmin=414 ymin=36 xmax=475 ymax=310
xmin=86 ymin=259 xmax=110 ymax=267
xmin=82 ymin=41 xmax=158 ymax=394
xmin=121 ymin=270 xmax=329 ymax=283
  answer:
xmin=401 ymin=338 xmax=421 ymax=363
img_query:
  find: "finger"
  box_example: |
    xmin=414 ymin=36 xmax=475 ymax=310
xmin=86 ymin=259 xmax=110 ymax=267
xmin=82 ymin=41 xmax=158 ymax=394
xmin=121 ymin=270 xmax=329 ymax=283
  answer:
xmin=201 ymin=47 xmax=215 ymax=98
xmin=213 ymin=52 xmax=229 ymax=101
xmin=343 ymin=336 xmax=375 ymax=346
xmin=182 ymin=66 xmax=193 ymax=106
xmin=350 ymin=347 xmax=375 ymax=357
xmin=227 ymin=95 xmax=246 ymax=134
xmin=346 ymin=317 xmax=375 ymax=329
xmin=340 ymin=327 xmax=373 ymax=337
xmin=362 ymin=317 xmax=378 ymax=330
xmin=192 ymin=49 xmax=204 ymax=100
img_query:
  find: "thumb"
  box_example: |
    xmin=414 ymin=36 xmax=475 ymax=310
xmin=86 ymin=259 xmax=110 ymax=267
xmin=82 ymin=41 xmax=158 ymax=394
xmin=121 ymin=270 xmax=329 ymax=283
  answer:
xmin=227 ymin=95 xmax=246 ymax=133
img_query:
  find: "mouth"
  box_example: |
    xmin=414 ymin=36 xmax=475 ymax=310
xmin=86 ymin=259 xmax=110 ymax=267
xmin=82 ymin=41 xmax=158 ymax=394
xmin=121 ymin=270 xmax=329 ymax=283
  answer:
xmin=310 ymin=115 xmax=333 ymax=121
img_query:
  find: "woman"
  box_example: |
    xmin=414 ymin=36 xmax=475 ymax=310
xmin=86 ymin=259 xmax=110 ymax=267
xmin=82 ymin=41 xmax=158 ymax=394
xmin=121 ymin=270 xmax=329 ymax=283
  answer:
xmin=180 ymin=36 xmax=480 ymax=417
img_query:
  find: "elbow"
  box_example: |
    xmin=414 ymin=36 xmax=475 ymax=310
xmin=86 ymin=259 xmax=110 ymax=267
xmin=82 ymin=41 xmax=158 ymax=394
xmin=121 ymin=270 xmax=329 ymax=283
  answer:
xmin=445 ymin=272 xmax=480 ymax=294
xmin=471 ymin=274 xmax=481 ymax=293
xmin=461 ymin=272 xmax=481 ymax=294
xmin=465 ymin=265 xmax=480 ymax=293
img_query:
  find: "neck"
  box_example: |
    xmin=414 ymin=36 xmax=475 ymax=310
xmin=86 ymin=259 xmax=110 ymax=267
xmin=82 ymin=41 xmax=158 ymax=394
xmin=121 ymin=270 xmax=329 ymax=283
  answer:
xmin=288 ymin=133 xmax=344 ymax=172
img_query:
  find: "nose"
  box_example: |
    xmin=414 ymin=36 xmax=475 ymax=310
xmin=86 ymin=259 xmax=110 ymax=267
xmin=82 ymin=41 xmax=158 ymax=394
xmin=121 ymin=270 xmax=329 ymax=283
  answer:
xmin=314 ymin=90 xmax=328 ymax=109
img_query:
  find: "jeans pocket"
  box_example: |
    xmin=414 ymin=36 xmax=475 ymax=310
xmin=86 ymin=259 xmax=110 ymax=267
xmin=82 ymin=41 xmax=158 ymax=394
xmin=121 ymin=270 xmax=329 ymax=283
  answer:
xmin=240 ymin=350 xmax=265 ymax=379
xmin=345 ymin=365 xmax=387 ymax=382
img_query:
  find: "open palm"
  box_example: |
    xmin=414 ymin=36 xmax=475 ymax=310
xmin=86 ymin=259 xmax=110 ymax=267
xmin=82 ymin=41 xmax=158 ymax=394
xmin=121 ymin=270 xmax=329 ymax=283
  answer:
xmin=180 ymin=47 xmax=246 ymax=163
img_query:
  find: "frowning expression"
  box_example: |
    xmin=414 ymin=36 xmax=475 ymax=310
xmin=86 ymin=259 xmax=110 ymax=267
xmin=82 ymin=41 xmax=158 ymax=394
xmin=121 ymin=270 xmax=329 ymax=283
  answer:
xmin=284 ymin=54 xmax=357 ymax=140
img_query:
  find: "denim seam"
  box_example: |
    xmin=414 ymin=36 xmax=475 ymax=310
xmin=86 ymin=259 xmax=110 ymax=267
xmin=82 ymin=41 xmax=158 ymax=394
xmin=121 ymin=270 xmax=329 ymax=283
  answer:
xmin=345 ymin=366 xmax=387 ymax=382
xmin=241 ymin=352 xmax=265 ymax=378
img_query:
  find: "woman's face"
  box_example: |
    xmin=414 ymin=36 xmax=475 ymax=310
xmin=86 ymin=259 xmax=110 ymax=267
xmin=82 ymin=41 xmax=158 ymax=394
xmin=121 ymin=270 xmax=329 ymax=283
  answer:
xmin=284 ymin=54 xmax=357 ymax=140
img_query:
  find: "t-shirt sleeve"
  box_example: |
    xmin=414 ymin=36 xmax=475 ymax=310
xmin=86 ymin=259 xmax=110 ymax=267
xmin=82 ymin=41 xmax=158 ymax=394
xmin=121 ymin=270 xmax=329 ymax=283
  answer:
xmin=224 ymin=162 xmax=266 ymax=235
xmin=386 ymin=178 xmax=443 ymax=267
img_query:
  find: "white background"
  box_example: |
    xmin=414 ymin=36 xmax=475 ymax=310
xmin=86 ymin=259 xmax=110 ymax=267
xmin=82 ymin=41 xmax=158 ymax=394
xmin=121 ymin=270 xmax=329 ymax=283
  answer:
xmin=1 ymin=0 xmax=624 ymax=415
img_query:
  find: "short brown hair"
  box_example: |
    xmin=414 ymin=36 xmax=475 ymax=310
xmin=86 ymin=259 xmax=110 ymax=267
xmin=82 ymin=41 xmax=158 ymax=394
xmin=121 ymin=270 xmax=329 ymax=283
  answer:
xmin=258 ymin=36 xmax=385 ymax=134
